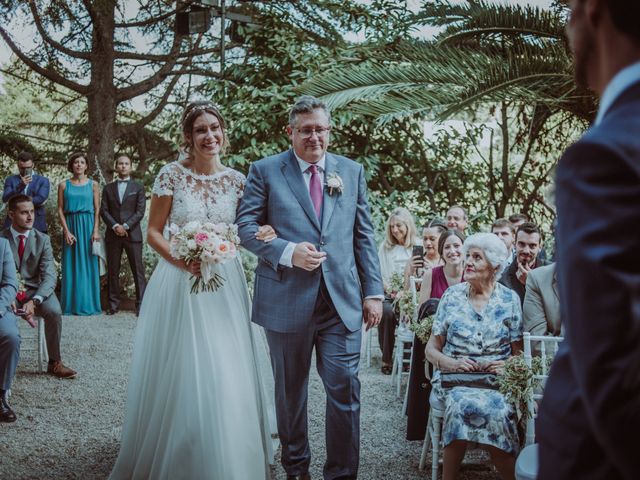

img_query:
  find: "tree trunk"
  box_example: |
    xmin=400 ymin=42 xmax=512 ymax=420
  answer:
xmin=87 ymin=0 xmax=117 ymax=183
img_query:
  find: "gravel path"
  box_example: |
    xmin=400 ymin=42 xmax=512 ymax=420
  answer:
xmin=0 ymin=314 xmax=499 ymax=479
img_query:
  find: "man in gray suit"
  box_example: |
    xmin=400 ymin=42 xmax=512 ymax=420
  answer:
xmin=523 ymin=263 xmax=562 ymax=355
xmin=237 ymin=96 xmax=383 ymax=480
xmin=2 ymin=194 xmax=76 ymax=379
xmin=0 ymin=235 xmax=20 ymax=422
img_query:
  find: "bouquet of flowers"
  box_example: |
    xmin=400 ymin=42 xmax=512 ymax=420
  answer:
xmin=15 ymin=272 xmax=28 ymax=304
xmin=168 ymin=221 xmax=240 ymax=294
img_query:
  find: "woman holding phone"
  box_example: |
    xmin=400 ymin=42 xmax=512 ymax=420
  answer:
xmin=403 ymin=218 xmax=447 ymax=288
xmin=377 ymin=207 xmax=417 ymax=374
xmin=58 ymin=152 xmax=101 ymax=315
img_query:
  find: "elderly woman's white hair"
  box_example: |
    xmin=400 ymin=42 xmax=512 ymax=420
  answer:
xmin=462 ymin=232 xmax=509 ymax=280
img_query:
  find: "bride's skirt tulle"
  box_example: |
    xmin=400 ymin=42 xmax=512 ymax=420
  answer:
xmin=110 ymin=258 xmax=274 ymax=480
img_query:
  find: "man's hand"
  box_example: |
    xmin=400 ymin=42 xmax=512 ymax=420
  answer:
xmin=22 ymin=300 xmax=35 ymax=317
xmin=20 ymin=174 xmax=32 ymax=187
xmin=363 ymin=298 xmax=383 ymax=331
xmin=114 ymin=225 xmax=128 ymax=237
xmin=516 ymin=261 xmax=532 ymax=285
xmin=11 ymin=302 xmax=36 ymax=328
xmin=292 ymin=242 xmax=326 ymax=271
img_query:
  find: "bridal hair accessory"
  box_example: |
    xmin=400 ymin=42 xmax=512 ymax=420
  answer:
xmin=168 ymin=221 xmax=240 ymax=293
xmin=325 ymin=172 xmax=344 ymax=195
xmin=182 ymin=102 xmax=220 ymax=121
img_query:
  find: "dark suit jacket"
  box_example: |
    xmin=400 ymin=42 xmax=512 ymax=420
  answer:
xmin=100 ymin=180 xmax=146 ymax=243
xmin=2 ymin=174 xmax=50 ymax=232
xmin=538 ymin=80 xmax=640 ymax=479
xmin=498 ymin=256 xmax=550 ymax=305
xmin=0 ymin=228 xmax=57 ymax=301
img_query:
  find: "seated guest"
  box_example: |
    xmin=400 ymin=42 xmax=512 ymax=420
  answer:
xmin=377 ymin=207 xmax=416 ymax=374
xmin=491 ymin=218 xmax=516 ymax=266
xmin=2 ymin=152 xmax=50 ymax=233
xmin=0 ymin=236 xmax=20 ymax=422
xmin=499 ymin=222 xmax=550 ymax=305
xmin=2 ymin=194 xmax=76 ymax=378
xmin=403 ymin=218 xmax=447 ymax=287
xmin=426 ymin=233 xmax=522 ymax=480
xmin=406 ymin=229 xmax=465 ymax=441
xmin=523 ymin=263 xmax=562 ymax=355
xmin=445 ymin=205 xmax=468 ymax=233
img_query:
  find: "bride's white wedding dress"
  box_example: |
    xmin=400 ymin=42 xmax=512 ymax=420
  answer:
xmin=110 ymin=161 xmax=274 ymax=480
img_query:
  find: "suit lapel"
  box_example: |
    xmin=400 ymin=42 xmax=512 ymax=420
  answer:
xmin=551 ymin=270 xmax=559 ymax=301
xmin=321 ymin=154 xmax=338 ymax=232
xmin=281 ymin=151 xmax=321 ymax=232
xmin=0 ymin=230 xmax=19 ymax=270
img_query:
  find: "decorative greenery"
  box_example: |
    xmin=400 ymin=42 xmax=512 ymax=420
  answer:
xmin=408 ymin=314 xmax=434 ymax=343
xmin=498 ymin=352 xmax=554 ymax=419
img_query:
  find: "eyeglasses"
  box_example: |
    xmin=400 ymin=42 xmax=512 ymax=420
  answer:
xmin=295 ymin=127 xmax=331 ymax=139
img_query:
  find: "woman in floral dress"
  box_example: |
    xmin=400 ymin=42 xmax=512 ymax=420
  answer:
xmin=426 ymin=233 xmax=523 ymax=480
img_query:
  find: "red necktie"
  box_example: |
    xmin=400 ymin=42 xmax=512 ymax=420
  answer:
xmin=18 ymin=235 xmax=25 ymax=262
xmin=308 ymin=165 xmax=323 ymax=219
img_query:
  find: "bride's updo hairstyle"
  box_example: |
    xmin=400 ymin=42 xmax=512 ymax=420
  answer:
xmin=180 ymin=100 xmax=228 ymax=157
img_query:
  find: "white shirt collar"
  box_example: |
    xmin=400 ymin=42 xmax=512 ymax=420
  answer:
xmin=117 ymin=177 xmax=131 ymax=182
xmin=9 ymin=226 xmax=30 ymax=243
xmin=595 ymin=61 xmax=640 ymax=125
xmin=293 ymin=151 xmax=326 ymax=173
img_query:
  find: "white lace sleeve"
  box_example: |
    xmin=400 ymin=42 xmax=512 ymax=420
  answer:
xmin=152 ymin=163 xmax=177 ymax=197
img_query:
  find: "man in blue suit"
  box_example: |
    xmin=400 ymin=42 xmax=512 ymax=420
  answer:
xmin=237 ymin=96 xmax=383 ymax=480
xmin=2 ymin=152 xmax=50 ymax=233
xmin=0 ymin=236 xmax=21 ymax=422
xmin=538 ymin=1 xmax=640 ymax=479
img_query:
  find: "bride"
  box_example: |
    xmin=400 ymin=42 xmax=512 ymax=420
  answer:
xmin=110 ymin=101 xmax=275 ymax=479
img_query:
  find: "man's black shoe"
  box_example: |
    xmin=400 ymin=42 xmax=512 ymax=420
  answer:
xmin=0 ymin=391 xmax=16 ymax=423
xmin=105 ymin=309 xmax=118 ymax=315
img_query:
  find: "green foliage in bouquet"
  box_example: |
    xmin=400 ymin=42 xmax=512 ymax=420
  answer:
xmin=498 ymin=353 xmax=554 ymax=419
xmin=408 ymin=315 xmax=434 ymax=343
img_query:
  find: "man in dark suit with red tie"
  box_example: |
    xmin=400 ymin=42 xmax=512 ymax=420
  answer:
xmin=100 ymin=155 xmax=147 ymax=315
xmin=538 ymin=1 xmax=640 ymax=479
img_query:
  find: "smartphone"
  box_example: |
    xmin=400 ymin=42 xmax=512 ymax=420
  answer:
xmin=24 ymin=167 xmax=33 ymax=177
xmin=412 ymin=245 xmax=424 ymax=259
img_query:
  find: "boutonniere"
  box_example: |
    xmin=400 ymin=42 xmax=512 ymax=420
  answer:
xmin=325 ymin=172 xmax=344 ymax=196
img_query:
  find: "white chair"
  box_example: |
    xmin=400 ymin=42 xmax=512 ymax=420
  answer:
xmin=18 ymin=316 xmax=48 ymax=373
xmin=391 ymin=276 xmax=421 ymax=398
xmin=419 ymin=389 xmax=445 ymax=479
xmin=515 ymin=332 xmax=564 ymax=480
xmin=362 ymin=325 xmax=379 ymax=368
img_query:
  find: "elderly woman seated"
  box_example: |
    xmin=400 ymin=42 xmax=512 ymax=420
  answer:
xmin=425 ymin=233 xmax=523 ymax=480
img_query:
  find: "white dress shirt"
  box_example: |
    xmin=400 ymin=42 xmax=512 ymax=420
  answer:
xmin=113 ymin=177 xmax=131 ymax=231
xmin=10 ymin=226 xmax=43 ymax=304
xmin=595 ymin=60 xmax=640 ymax=126
xmin=278 ymin=154 xmax=326 ymax=267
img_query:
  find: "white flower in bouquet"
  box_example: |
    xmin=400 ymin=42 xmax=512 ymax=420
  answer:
xmin=169 ymin=221 xmax=240 ymax=293
xmin=183 ymin=221 xmax=200 ymax=234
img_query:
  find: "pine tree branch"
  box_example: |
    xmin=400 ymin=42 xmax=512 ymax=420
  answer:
xmin=0 ymin=27 xmax=88 ymax=94
xmin=28 ymin=0 xmax=91 ymax=60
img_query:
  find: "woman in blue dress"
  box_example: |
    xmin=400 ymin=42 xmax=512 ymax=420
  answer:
xmin=426 ymin=233 xmax=523 ymax=480
xmin=57 ymin=152 xmax=101 ymax=315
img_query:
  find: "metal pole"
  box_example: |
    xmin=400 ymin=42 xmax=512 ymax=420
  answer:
xmin=220 ymin=0 xmax=226 ymax=96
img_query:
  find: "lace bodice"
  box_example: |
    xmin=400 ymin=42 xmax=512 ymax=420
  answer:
xmin=152 ymin=161 xmax=245 ymax=227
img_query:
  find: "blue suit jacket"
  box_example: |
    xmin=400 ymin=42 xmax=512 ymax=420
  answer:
xmin=2 ymin=174 xmax=50 ymax=233
xmin=538 ymin=81 xmax=640 ymax=479
xmin=236 ymin=150 xmax=383 ymax=333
